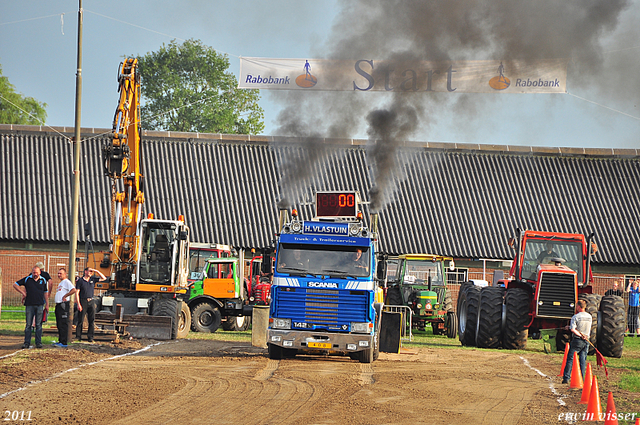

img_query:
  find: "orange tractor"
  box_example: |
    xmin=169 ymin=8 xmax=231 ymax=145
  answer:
xmin=457 ymin=229 xmax=625 ymax=357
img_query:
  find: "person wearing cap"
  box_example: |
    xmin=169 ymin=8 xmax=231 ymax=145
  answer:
xmin=75 ymin=267 xmax=106 ymax=342
xmin=562 ymin=299 xmax=592 ymax=384
xmin=536 ymin=242 xmax=559 ymax=264
xmin=13 ymin=266 xmax=49 ymax=349
xmin=53 ymin=268 xmax=76 ymax=347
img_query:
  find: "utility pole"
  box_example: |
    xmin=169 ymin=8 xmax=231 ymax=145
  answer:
xmin=67 ymin=0 xmax=83 ymax=344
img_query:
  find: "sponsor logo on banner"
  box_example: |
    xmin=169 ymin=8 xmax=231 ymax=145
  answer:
xmin=296 ymin=60 xmax=317 ymax=88
xmin=489 ymin=61 xmax=510 ymax=90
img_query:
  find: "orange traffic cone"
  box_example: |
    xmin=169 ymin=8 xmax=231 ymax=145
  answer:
xmin=558 ymin=343 xmax=569 ymax=376
xmin=578 ymin=363 xmax=593 ymax=404
xmin=585 ymin=375 xmax=602 ymax=421
xmin=569 ymin=352 xmax=583 ymax=389
xmin=603 ymin=392 xmax=618 ymax=425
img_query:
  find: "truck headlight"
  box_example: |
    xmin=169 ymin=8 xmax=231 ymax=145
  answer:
xmin=291 ymin=221 xmax=302 ymax=233
xmin=351 ymin=322 xmax=370 ymax=333
xmin=272 ymin=318 xmax=291 ymax=329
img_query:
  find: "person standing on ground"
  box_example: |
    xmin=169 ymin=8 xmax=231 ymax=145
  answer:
xmin=626 ymin=279 xmax=640 ymax=336
xmin=75 ymin=267 xmax=106 ymax=342
xmin=12 ymin=266 xmax=49 ymax=349
xmin=604 ymin=280 xmax=623 ymax=297
xmin=562 ymin=299 xmax=592 ymax=384
xmin=32 ymin=261 xmax=52 ymax=328
xmin=53 ymin=268 xmax=76 ymax=347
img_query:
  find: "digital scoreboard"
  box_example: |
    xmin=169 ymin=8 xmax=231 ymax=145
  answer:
xmin=315 ymin=191 xmax=357 ymax=218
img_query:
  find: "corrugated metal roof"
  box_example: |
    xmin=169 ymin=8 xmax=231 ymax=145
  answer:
xmin=1 ymin=126 xmax=639 ymax=266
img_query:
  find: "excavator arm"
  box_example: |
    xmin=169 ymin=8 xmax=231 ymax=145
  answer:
xmin=103 ymin=58 xmax=144 ymax=289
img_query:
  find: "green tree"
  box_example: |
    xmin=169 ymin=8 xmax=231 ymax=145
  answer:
xmin=0 ymin=64 xmax=47 ymax=125
xmin=137 ymin=39 xmax=264 ymax=134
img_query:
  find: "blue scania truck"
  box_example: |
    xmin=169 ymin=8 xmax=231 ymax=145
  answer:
xmin=267 ymin=191 xmax=385 ymax=363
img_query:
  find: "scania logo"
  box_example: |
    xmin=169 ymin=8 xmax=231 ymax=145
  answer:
xmin=308 ymin=282 xmax=338 ymax=288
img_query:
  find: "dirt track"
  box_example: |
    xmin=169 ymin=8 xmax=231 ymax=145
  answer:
xmin=0 ymin=336 xmax=601 ymax=424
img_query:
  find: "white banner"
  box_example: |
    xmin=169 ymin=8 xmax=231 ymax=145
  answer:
xmin=239 ymin=57 xmax=567 ymax=93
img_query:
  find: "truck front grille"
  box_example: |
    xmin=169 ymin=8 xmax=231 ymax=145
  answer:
xmin=537 ymin=272 xmax=576 ymax=319
xmin=273 ymin=287 xmax=369 ymax=329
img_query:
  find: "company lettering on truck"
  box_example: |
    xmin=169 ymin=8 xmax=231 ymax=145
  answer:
xmin=308 ymin=282 xmax=339 ymax=288
xmin=303 ymin=222 xmax=349 ymax=235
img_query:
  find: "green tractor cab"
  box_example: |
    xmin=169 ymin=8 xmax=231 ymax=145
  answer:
xmin=386 ymin=254 xmax=457 ymax=338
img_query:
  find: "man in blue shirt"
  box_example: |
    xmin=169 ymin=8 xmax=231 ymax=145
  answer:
xmin=13 ymin=266 xmax=49 ymax=348
xmin=627 ymin=279 xmax=640 ymax=336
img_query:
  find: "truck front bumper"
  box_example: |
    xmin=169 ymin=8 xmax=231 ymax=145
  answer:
xmin=268 ymin=329 xmax=374 ymax=353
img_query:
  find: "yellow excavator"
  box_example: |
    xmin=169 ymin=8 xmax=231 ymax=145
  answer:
xmin=96 ymin=58 xmax=191 ymax=339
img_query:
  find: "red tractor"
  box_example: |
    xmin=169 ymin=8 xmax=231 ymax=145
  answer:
xmin=246 ymin=248 xmax=274 ymax=306
xmin=457 ymin=229 xmax=625 ymax=357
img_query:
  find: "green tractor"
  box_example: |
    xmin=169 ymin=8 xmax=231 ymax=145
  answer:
xmin=386 ymin=254 xmax=457 ymax=338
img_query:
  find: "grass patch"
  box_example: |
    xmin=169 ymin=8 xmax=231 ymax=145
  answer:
xmin=186 ymin=330 xmax=251 ymax=342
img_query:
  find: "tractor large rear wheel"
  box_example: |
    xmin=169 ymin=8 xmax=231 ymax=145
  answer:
xmin=476 ymin=286 xmax=505 ymax=349
xmin=458 ymin=285 xmax=480 ymax=346
xmin=503 ymin=288 xmax=529 ymax=350
xmin=579 ymin=293 xmax=599 ymax=355
xmin=597 ymin=295 xmax=625 ymax=358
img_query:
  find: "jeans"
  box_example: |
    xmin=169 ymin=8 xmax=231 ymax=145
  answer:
xmin=24 ymin=304 xmax=44 ymax=347
xmin=563 ymin=337 xmax=588 ymax=382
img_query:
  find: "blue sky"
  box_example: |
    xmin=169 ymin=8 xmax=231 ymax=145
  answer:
xmin=1 ymin=0 xmax=639 ymax=148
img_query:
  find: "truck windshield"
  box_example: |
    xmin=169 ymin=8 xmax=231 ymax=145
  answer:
xmin=276 ymin=243 xmax=370 ymax=278
xmin=521 ymin=239 xmax=583 ymax=282
xmin=139 ymin=225 xmax=176 ymax=283
xmin=399 ymin=260 xmax=444 ymax=286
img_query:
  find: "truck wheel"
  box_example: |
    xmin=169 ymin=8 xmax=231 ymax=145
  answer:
xmin=222 ymin=315 xmax=251 ymax=331
xmin=152 ymin=298 xmax=180 ymax=340
xmin=458 ymin=285 xmax=480 ymax=346
xmin=503 ymin=288 xmax=529 ymax=350
xmin=476 ymin=286 xmax=504 ymax=349
xmin=268 ymin=343 xmax=284 ymax=360
xmin=579 ymin=293 xmax=599 ymax=355
xmin=191 ymin=303 xmax=221 ymax=333
xmin=176 ymin=301 xmax=191 ymax=339
xmin=597 ymin=295 xmax=625 ymax=358
xmin=358 ymin=347 xmax=374 ymax=363
xmin=446 ymin=311 xmax=458 ymax=339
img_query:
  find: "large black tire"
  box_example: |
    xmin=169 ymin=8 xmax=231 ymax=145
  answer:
xmin=458 ymin=285 xmax=480 ymax=346
xmin=152 ymin=298 xmax=180 ymax=340
xmin=503 ymin=288 xmax=529 ymax=350
xmin=177 ymin=301 xmax=191 ymax=339
xmin=579 ymin=293 xmax=599 ymax=355
xmin=443 ymin=292 xmax=453 ymax=312
xmin=191 ymin=302 xmax=222 ymax=333
xmin=446 ymin=311 xmax=458 ymax=339
xmin=222 ymin=315 xmax=251 ymax=331
xmin=476 ymin=286 xmax=505 ymax=349
xmin=386 ymin=285 xmax=403 ymax=306
xmin=597 ymin=295 xmax=625 ymax=358
xmin=457 ymin=282 xmax=472 ymax=312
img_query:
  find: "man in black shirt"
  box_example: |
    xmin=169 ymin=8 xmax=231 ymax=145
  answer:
xmin=537 ymin=242 xmax=559 ymax=264
xmin=604 ymin=280 xmax=623 ymax=297
xmin=75 ymin=267 xmax=106 ymax=342
xmin=13 ymin=266 xmax=49 ymax=348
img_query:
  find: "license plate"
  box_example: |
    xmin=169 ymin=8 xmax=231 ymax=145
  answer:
xmin=308 ymin=342 xmax=331 ymax=349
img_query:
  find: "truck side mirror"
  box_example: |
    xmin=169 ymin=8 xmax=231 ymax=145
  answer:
xmin=179 ymin=231 xmax=188 ymax=241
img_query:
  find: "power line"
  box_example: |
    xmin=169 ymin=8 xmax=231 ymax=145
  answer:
xmin=0 ymin=13 xmax=70 ymax=26
xmin=567 ymin=92 xmax=640 ymax=122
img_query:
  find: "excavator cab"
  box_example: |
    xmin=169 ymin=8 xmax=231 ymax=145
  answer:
xmin=137 ymin=218 xmax=190 ymax=289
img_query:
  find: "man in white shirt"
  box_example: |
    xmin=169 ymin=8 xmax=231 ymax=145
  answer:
xmin=561 ymin=299 xmax=592 ymax=384
xmin=53 ymin=268 xmax=76 ymax=347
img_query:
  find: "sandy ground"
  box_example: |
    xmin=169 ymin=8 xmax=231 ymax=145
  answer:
xmin=0 ymin=334 xmax=632 ymax=425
